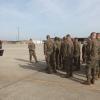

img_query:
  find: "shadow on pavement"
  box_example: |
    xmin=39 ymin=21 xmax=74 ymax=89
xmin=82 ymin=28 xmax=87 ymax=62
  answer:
xmin=18 ymin=61 xmax=47 ymax=73
xmin=15 ymin=58 xmax=86 ymax=84
xmin=15 ymin=58 xmax=29 ymax=63
xmin=69 ymin=76 xmax=85 ymax=83
xmin=57 ymin=71 xmax=85 ymax=84
xmin=15 ymin=58 xmax=46 ymax=63
xmin=74 ymin=71 xmax=86 ymax=78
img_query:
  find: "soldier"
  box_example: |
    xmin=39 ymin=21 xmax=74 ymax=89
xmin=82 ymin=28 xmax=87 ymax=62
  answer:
xmin=60 ymin=37 xmax=66 ymax=70
xmin=44 ymin=35 xmax=56 ymax=74
xmin=73 ymin=38 xmax=80 ymax=71
xmin=96 ymin=33 xmax=100 ymax=78
xmin=53 ymin=37 xmax=61 ymax=69
xmin=82 ymin=40 xmax=88 ymax=64
xmin=63 ymin=34 xmax=74 ymax=78
xmin=0 ymin=40 xmax=2 ymax=49
xmin=28 ymin=38 xmax=38 ymax=63
xmin=84 ymin=32 xmax=98 ymax=85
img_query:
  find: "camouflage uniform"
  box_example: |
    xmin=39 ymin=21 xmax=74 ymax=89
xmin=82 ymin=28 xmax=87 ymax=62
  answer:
xmin=85 ymin=37 xmax=98 ymax=84
xmin=63 ymin=36 xmax=74 ymax=77
xmin=73 ymin=39 xmax=80 ymax=70
xmin=60 ymin=37 xmax=66 ymax=70
xmin=53 ymin=37 xmax=61 ymax=69
xmin=28 ymin=39 xmax=38 ymax=63
xmin=96 ymin=38 xmax=100 ymax=78
xmin=44 ymin=36 xmax=56 ymax=73
xmin=82 ymin=42 xmax=87 ymax=64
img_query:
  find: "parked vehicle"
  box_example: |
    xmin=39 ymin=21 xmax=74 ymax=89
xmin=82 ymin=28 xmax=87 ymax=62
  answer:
xmin=0 ymin=40 xmax=4 ymax=56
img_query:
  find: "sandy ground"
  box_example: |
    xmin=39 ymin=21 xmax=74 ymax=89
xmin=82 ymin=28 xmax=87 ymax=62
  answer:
xmin=0 ymin=44 xmax=100 ymax=100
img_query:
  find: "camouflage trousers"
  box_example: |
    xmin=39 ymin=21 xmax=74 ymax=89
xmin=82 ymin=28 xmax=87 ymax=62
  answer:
xmin=86 ymin=59 xmax=97 ymax=83
xmin=46 ymin=52 xmax=56 ymax=73
xmin=73 ymin=56 xmax=80 ymax=70
xmin=54 ymin=49 xmax=61 ymax=69
xmin=82 ymin=55 xmax=87 ymax=64
xmin=96 ymin=60 xmax=100 ymax=78
xmin=86 ymin=66 xmax=96 ymax=83
xmin=29 ymin=50 xmax=37 ymax=62
xmin=64 ymin=57 xmax=73 ymax=77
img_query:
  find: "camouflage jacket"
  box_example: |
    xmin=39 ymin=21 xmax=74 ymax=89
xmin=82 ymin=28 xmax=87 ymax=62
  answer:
xmin=82 ymin=44 xmax=88 ymax=57
xmin=86 ymin=39 xmax=98 ymax=61
xmin=60 ymin=41 xmax=65 ymax=55
xmin=97 ymin=39 xmax=100 ymax=60
xmin=54 ymin=40 xmax=61 ymax=52
xmin=44 ymin=39 xmax=54 ymax=55
xmin=63 ymin=40 xmax=74 ymax=58
xmin=73 ymin=41 xmax=80 ymax=57
xmin=28 ymin=42 xmax=35 ymax=51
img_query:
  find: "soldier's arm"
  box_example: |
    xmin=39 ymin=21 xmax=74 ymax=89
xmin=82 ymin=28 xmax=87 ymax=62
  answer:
xmin=32 ymin=43 xmax=35 ymax=50
xmin=78 ymin=43 xmax=81 ymax=54
xmin=44 ymin=42 xmax=47 ymax=55
xmin=91 ymin=40 xmax=96 ymax=56
xmin=28 ymin=43 xmax=30 ymax=49
xmin=82 ymin=45 xmax=85 ymax=54
xmin=72 ymin=43 xmax=74 ymax=55
xmin=34 ymin=43 xmax=36 ymax=49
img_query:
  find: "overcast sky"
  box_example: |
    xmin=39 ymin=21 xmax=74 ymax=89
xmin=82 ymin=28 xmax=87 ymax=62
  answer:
xmin=0 ymin=0 xmax=100 ymax=40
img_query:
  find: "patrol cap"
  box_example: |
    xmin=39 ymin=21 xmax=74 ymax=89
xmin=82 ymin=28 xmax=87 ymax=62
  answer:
xmin=54 ymin=37 xmax=58 ymax=41
xmin=90 ymin=32 xmax=96 ymax=36
xmin=29 ymin=38 xmax=32 ymax=41
xmin=46 ymin=35 xmax=50 ymax=39
xmin=90 ymin=32 xmax=96 ymax=38
xmin=63 ymin=36 xmax=66 ymax=40
xmin=66 ymin=34 xmax=71 ymax=38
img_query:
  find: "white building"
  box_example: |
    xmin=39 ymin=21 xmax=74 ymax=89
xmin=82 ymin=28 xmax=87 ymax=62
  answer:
xmin=33 ymin=40 xmax=43 ymax=44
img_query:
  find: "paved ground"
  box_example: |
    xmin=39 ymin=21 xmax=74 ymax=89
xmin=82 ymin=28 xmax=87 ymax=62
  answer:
xmin=0 ymin=44 xmax=100 ymax=100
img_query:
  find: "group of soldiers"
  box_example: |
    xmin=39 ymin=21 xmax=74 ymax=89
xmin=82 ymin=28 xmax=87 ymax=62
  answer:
xmin=44 ymin=32 xmax=100 ymax=85
xmin=27 ymin=32 xmax=100 ymax=85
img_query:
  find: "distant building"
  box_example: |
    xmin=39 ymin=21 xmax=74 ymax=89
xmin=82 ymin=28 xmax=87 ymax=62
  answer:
xmin=33 ymin=40 xmax=43 ymax=44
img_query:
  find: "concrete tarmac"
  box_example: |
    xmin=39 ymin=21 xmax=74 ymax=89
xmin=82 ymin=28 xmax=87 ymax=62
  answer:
xmin=0 ymin=44 xmax=100 ymax=100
